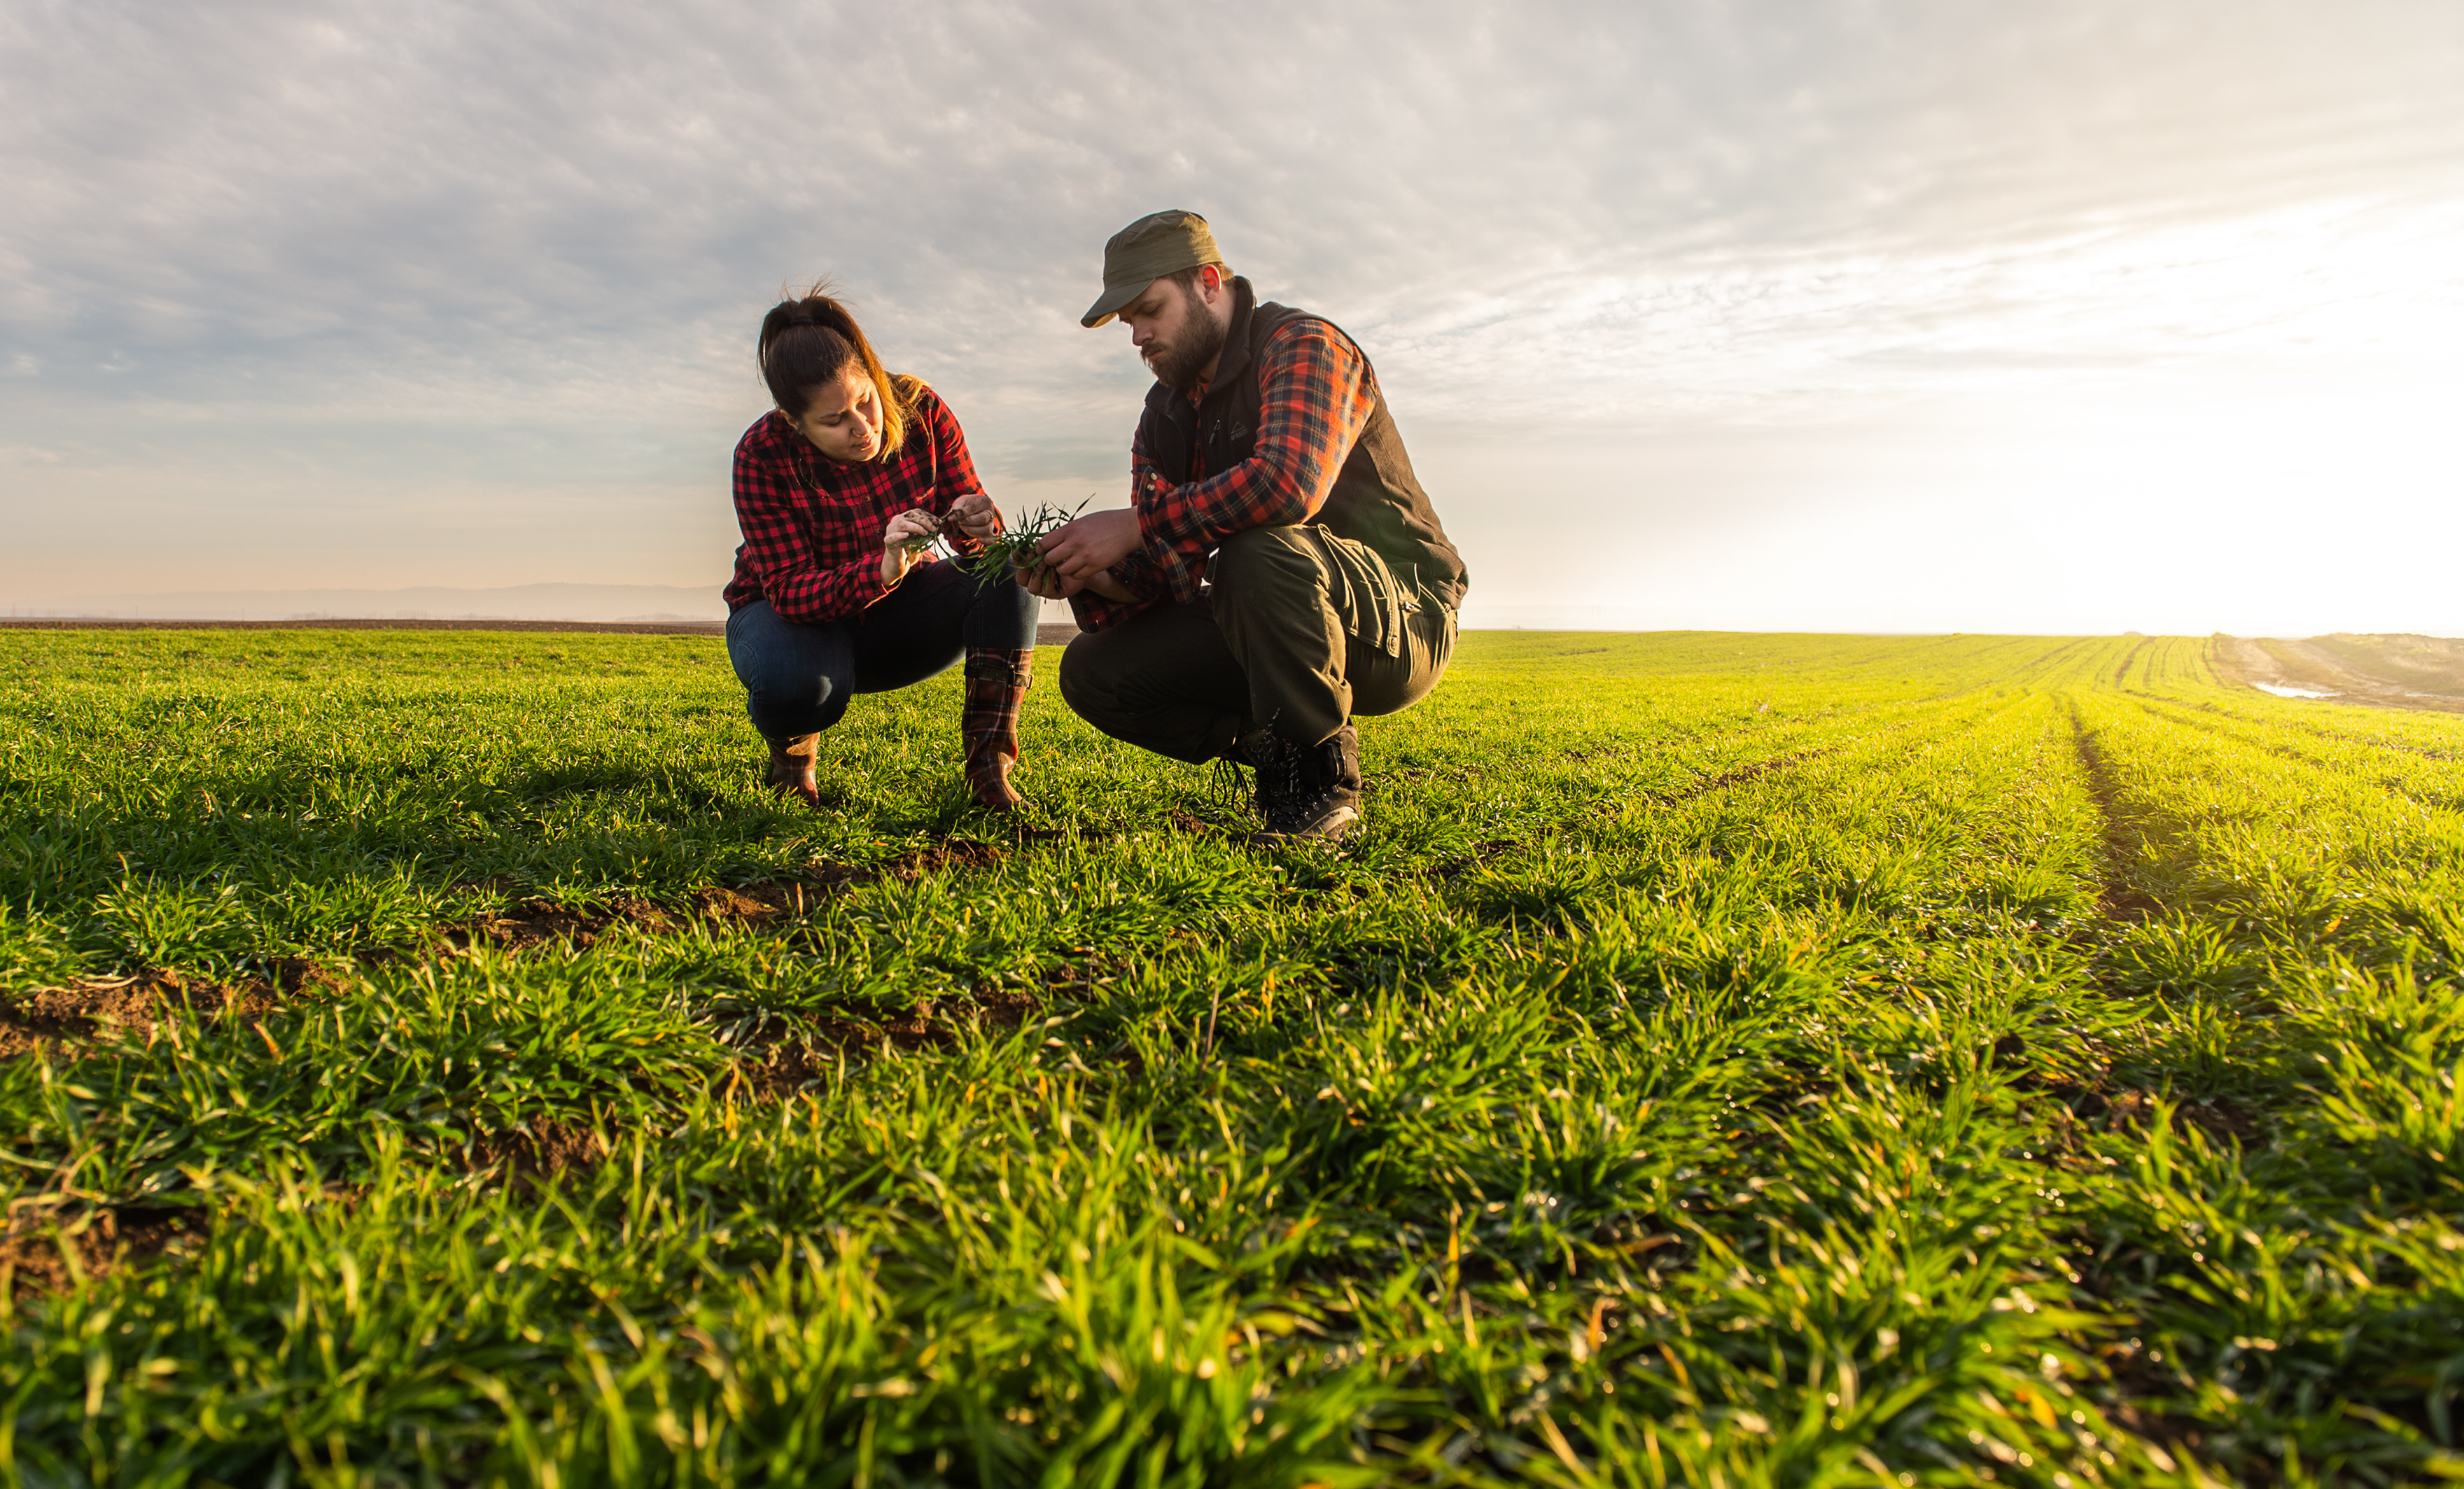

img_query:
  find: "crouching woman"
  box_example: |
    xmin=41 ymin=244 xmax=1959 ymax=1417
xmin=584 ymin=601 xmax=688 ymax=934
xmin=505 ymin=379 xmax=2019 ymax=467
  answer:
xmin=723 ymin=291 xmax=1037 ymax=810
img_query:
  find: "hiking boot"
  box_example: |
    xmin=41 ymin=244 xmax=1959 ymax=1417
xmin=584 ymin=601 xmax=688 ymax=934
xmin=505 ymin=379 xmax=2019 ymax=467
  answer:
xmin=1228 ymin=727 xmax=1295 ymax=818
xmin=765 ymin=734 xmax=822 ymax=809
xmin=1237 ymin=724 xmax=1362 ymax=844
xmin=962 ymin=648 xmax=1034 ymax=811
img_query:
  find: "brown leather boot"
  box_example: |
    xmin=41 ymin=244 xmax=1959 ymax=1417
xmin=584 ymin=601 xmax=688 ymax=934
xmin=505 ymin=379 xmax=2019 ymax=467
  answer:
xmin=765 ymin=734 xmax=821 ymax=809
xmin=961 ymin=648 xmax=1033 ymax=811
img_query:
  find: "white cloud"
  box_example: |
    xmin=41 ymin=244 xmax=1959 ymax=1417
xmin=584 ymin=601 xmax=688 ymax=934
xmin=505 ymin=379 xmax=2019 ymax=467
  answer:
xmin=2 ymin=0 xmax=2460 ymax=627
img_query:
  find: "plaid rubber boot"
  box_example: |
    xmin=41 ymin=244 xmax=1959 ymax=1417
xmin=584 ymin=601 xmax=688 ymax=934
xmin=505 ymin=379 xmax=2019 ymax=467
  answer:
xmin=765 ymin=733 xmax=821 ymax=809
xmin=961 ymin=648 xmax=1034 ymax=811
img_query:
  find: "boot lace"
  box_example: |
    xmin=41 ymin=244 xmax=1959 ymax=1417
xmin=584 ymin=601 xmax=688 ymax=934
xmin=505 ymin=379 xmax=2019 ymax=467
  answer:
xmin=1210 ymin=755 xmax=1254 ymax=812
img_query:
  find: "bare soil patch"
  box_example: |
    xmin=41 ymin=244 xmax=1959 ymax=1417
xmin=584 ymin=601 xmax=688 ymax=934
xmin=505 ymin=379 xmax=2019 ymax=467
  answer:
xmin=738 ymin=983 xmax=1044 ymax=1096
xmin=1 ymin=960 xmax=338 ymax=1058
xmin=440 ymin=841 xmax=1014 ymax=951
xmin=462 ymin=1119 xmax=611 ymax=1186
xmin=4 ymin=1206 xmax=196 ymax=1300
xmin=3 ymin=842 xmax=1018 ymax=1062
xmin=2067 ymin=1086 xmax=2260 ymax=1144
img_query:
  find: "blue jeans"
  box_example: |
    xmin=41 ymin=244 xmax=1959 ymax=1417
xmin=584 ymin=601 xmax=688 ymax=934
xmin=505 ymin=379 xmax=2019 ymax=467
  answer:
xmin=726 ymin=559 xmax=1037 ymax=739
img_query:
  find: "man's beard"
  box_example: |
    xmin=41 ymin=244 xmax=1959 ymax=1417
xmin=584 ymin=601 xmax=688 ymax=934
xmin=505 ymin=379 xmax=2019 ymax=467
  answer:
xmin=1144 ymin=289 xmax=1228 ymax=390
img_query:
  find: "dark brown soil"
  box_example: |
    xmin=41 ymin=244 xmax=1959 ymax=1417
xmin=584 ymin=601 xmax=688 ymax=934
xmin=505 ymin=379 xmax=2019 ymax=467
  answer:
xmin=739 ymin=983 xmax=1044 ymax=1096
xmin=443 ymin=896 xmax=690 ymax=952
xmin=2059 ymin=1085 xmax=2260 ymax=1145
xmin=2098 ymin=1344 xmax=2218 ymax=1474
xmin=0 ymin=960 xmax=337 ymax=1058
xmin=462 ymin=1119 xmax=610 ymax=1185
xmin=438 ymin=841 xmax=1013 ymax=953
xmin=0 ymin=975 xmax=160 ymax=1058
xmin=1432 ymin=839 xmax=1523 ymax=877
xmin=842 ymin=984 xmax=1042 ymax=1051
xmin=4 ymin=1205 xmax=196 ymax=1299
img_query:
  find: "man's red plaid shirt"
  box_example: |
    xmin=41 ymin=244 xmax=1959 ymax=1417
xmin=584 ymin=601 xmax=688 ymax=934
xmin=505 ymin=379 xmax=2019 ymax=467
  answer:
xmin=1070 ymin=318 xmax=1381 ymax=632
xmin=723 ymin=384 xmax=997 ymax=624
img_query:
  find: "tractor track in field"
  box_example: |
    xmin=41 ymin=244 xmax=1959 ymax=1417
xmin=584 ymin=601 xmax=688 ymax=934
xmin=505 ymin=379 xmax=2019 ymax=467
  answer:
xmin=1634 ymin=708 xmax=1947 ymax=811
xmin=2003 ymin=636 xmax=2099 ymax=688
xmin=2064 ymin=705 xmax=2162 ymax=923
xmin=1651 ymin=745 xmax=1837 ymax=804
xmin=1546 ymin=694 xmax=1916 ymax=769
xmin=2110 ymin=637 xmax=2154 ymax=689
xmin=1433 ymin=713 xmax=1957 ymax=883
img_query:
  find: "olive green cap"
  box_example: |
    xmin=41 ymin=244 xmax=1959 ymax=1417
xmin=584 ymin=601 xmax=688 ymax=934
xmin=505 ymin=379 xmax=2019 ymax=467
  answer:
xmin=1080 ymin=209 xmax=1223 ymax=328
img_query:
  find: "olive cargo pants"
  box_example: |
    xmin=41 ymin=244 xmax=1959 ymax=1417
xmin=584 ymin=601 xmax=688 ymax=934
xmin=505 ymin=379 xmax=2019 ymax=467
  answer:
xmin=1057 ymin=525 xmax=1457 ymax=763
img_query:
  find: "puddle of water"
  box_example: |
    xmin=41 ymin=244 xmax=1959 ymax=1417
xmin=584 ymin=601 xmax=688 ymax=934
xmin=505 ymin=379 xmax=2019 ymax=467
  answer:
xmin=2253 ymin=682 xmax=2338 ymax=699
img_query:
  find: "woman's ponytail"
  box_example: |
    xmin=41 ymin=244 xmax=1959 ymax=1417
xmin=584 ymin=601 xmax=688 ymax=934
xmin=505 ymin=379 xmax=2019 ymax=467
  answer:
xmin=757 ymin=286 xmax=914 ymax=458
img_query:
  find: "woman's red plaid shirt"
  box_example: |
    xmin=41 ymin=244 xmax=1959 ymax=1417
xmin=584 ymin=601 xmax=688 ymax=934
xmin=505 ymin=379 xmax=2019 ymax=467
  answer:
xmin=723 ymin=384 xmax=997 ymax=624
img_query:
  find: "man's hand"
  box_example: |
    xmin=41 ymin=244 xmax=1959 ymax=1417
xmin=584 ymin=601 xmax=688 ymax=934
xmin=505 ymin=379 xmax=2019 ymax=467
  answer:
xmin=1016 ymin=561 xmax=1082 ymax=601
xmin=880 ymin=508 xmax=940 ymax=587
xmin=1037 ymin=508 xmax=1144 ymax=585
xmin=1017 ymin=560 xmax=1134 ymax=603
xmin=946 ymin=491 xmax=1000 ymax=543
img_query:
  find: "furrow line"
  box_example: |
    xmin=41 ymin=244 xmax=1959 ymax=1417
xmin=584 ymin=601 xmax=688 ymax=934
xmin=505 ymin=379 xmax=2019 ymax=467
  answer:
xmin=2125 ymin=695 xmax=2464 ymax=815
xmin=2063 ymin=702 xmax=2162 ymax=923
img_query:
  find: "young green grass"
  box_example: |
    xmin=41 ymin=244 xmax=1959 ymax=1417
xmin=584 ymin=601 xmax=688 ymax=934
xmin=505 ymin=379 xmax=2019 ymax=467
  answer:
xmin=3 ymin=627 xmax=2462 ymax=1484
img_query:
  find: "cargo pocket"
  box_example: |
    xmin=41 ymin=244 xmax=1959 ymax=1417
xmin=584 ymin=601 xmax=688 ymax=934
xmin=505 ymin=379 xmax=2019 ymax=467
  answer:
xmin=1314 ymin=529 xmax=1408 ymax=659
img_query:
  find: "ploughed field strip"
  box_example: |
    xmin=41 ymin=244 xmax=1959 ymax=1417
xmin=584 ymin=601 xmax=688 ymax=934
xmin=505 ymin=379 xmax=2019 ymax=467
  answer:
xmin=4 ymin=631 xmax=2463 ymax=1485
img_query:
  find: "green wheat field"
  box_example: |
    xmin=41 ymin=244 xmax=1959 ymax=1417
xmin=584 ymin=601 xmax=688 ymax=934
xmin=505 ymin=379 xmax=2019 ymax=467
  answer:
xmin=6 ymin=628 xmax=2463 ymax=1487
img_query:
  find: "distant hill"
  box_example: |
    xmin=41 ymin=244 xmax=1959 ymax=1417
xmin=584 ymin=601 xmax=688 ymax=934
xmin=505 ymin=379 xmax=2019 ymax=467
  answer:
xmin=10 ymin=583 xmax=729 ymax=624
xmin=10 ymin=581 xmax=1079 ymax=627
xmin=2211 ymin=633 xmax=2464 ymax=713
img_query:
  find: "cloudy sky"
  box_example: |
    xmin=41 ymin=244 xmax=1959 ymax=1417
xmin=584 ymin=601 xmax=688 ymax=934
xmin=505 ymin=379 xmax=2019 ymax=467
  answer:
xmin=4 ymin=0 xmax=2460 ymax=632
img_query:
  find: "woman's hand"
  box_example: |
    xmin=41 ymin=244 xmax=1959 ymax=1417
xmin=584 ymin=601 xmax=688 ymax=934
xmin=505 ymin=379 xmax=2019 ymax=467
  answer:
xmin=881 ymin=508 xmax=941 ymax=587
xmin=945 ymin=491 xmax=1000 ymax=544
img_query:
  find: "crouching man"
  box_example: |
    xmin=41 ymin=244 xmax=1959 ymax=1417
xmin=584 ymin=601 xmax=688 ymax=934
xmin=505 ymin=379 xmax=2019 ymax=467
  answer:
xmin=1023 ymin=209 xmax=1469 ymax=843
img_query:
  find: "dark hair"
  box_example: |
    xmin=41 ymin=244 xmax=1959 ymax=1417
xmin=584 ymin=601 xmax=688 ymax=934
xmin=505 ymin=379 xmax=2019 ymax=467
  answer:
xmin=1163 ymin=262 xmax=1231 ymax=296
xmin=757 ymin=287 xmax=917 ymax=456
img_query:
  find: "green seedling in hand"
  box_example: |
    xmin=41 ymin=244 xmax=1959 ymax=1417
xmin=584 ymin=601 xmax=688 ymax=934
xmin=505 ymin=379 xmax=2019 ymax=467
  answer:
xmin=959 ymin=498 xmax=1090 ymax=592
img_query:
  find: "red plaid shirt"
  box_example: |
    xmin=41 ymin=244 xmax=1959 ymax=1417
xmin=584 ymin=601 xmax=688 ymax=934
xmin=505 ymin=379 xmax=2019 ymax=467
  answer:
xmin=722 ymin=384 xmax=997 ymax=623
xmin=1070 ymin=318 xmax=1380 ymax=631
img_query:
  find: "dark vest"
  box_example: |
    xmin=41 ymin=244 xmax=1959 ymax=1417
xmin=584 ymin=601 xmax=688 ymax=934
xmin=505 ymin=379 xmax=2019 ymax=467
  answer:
xmin=1137 ymin=279 xmax=1468 ymax=609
